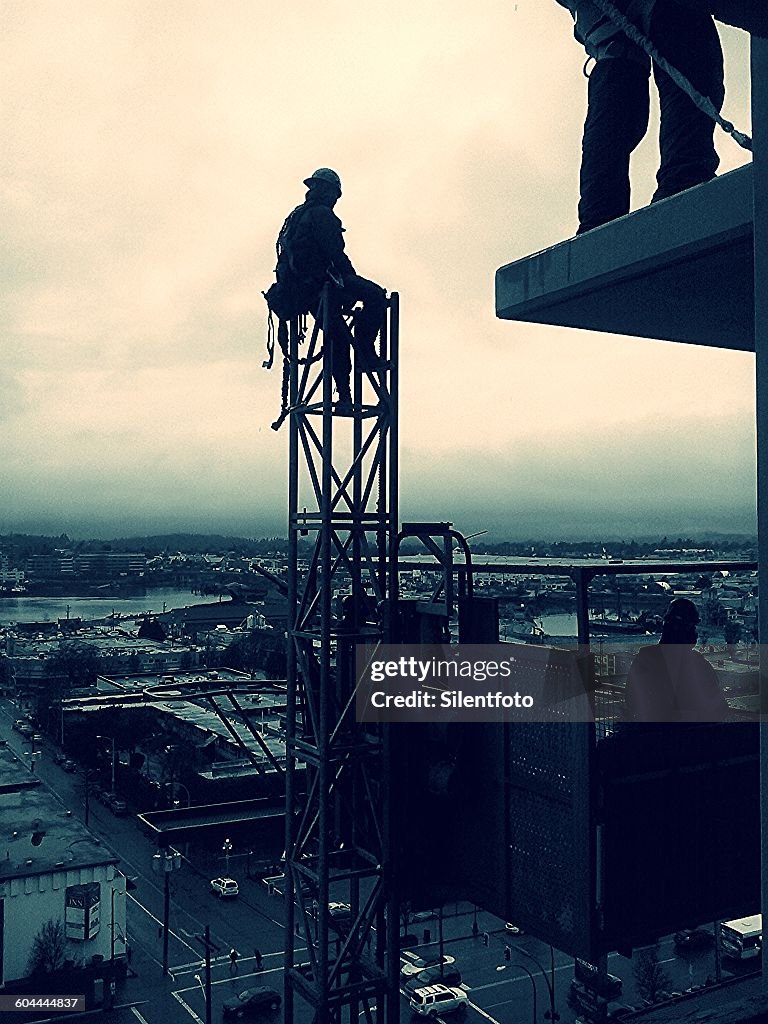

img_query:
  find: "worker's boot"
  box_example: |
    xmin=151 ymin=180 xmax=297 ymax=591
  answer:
xmin=335 ymin=385 xmax=354 ymax=416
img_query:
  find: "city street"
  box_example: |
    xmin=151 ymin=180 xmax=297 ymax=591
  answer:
xmin=0 ymin=698 xmax=743 ymax=1024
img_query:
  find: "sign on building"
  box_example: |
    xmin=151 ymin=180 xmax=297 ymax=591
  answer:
xmin=65 ymin=882 xmax=100 ymax=941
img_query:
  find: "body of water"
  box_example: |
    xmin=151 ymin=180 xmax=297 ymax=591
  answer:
xmin=0 ymin=588 xmax=217 ymax=627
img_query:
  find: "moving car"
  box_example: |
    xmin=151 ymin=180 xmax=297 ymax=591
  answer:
xmin=400 ymin=951 xmax=456 ymax=978
xmin=408 ymin=983 xmax=468 ymax=1017
xmin=222 ymin=987 xmax=281 ymax=1018
xmin=404 ymin=965 xmax=463 ymax=994
xmin=210 ymin=877 xmax=239 ymax=899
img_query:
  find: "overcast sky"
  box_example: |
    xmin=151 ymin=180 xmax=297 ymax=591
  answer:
xmin=1 ymin=1 xmax=757 ymax=541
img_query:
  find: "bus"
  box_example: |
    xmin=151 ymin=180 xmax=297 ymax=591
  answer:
xmin=720 ymin=915 xmax=762 ymax=960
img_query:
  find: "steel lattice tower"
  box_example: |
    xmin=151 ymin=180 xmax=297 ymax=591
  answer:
xmin=283 ymin=289 xmax=400 ymax=1024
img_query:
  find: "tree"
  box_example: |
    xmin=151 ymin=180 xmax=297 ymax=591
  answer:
xmin=27 ymin=919 xmax=67 ymax=975
xmin=724 ymin=619 xmax=742 ymax=656
xmin=46 ymin=643 xmax=100 ymax=688
xmin=633 ymin=943 xmax=672 ymax=1003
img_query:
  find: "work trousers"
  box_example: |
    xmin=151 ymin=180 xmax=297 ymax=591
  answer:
xmin=578 ymin=0 xmax=724 ymax=233
xmin=319 ymin=274 xmax=387 ymax=397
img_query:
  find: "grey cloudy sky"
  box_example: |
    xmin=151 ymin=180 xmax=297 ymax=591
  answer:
xmin=1 ymin=1 xmax=757 ymax=541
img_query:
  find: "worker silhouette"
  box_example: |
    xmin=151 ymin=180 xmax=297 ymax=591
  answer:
xmin=623 ymin=597 xmax=729 ymax=723
xmin=275 ymin=168 xmax=387 ymax=414
xmin=556 ymin=0 xmax=765 ymax=234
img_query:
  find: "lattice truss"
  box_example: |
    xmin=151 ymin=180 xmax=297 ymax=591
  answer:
xmin=284 ymin=291 xmax=400 ymax=1024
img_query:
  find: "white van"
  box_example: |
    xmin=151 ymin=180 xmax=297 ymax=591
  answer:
xmin=408 ymin=983 xmax=468 ymax=1017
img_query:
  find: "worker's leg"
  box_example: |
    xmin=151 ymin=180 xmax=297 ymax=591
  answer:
xmin=678 ymin=0 xmax=767 ymax=38
xmin=337 ymin=275 xmax=387 ymax=362
xmin=651 ymin=1 xmax=724 ymax=202
xmin=578 ymin=57 xmax=650 ymax=233
xmin=329 ymin=313 xmax=353 ymax=401
xmin=316 ymin=291 xmax=353 ymax=403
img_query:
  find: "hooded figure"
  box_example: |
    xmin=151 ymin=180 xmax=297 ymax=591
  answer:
xmin=624 ymin=598 xmax=729 ymax=723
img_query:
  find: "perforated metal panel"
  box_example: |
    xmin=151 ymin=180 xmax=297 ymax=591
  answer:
xmin=507 ymin=718 xmax=594 ymax=958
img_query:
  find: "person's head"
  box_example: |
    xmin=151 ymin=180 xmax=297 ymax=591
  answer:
xmin=661 ymin=597 xmax=699 ymax=645
xmin=303 ymin=167 xmax=342 ymax=206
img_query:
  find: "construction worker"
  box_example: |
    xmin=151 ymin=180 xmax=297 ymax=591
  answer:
xmin=556 ymin=1 xmax=763 ymax=234
xmin=275 ymin=168 xmax=387 ymax=413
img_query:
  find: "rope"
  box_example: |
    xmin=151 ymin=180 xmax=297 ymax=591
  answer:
xmin=590 ymin=0 xmax=752 ymax=151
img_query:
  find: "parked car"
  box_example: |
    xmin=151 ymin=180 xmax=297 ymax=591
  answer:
xmin=107 ymin=795 xmax=128 ymax=816
xmin=674 ymin=928 xmax=714 ymax=952
xmin=400 ymin=951 xmax=456 ymax=978
xmin=404 ymin=965 xmax=463 ymax=994
xmin=53 ymin=752 xmax=67 ymax=766
xmin=222 ymin=986 xmax=281 ymax=1018
xmin=62 ymin=759 xmax=77 ymax=772
xmin=12 ymin=720 xmax=25 ymax=733
xmin=210 ymin=877 xmax=239 ymax=899
xmin=408 ymin=983 xmax=468 ymax=1017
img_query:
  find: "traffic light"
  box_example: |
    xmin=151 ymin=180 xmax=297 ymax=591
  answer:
xmin=482 ymin=931 xmax=489 ymax=947
xmin=504 ymin=945 xmax=511 ymax=961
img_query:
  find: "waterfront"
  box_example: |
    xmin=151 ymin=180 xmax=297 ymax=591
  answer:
xmin=0 ymin=588 xmax=216 ymax=627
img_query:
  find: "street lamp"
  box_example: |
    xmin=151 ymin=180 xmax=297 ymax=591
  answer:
xmin=222 ymin=837 xmax=233 ymax=875
xmin=513 ymin=964 xmax=538 ymax=1024
xmin=516 ymin=946 xmax=560 ymax=1022
xmin=172 ymin=780 xmax=191 ymax=808
xmin=96 ymin=734 xmax=116 ymax=793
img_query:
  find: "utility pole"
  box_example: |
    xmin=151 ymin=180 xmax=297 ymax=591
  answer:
xmin=194 ymin=925 xmax=218 ymax=1024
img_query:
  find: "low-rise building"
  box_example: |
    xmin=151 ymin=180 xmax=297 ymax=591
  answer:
xmin=0 ymin=748 xmax=126 ymax=987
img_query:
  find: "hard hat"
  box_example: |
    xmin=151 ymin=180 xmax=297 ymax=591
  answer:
xmin=303 ymin=167 xmax=342 ymax=193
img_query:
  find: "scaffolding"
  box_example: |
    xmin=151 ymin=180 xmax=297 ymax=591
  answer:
xmin=283 ymin=287 xmax=400 ymax=1024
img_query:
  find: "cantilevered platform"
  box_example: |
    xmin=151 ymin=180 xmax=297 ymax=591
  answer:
xmin=495 ymin=164 xmax=754 ymax=350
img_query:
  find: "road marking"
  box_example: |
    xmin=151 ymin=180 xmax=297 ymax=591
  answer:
xmin=466 ymin=999 xmax=503 ymax=1024
xmin=131 ymin=1007 xmax=151 ymax=1024
xmin=175 ymin=965 xmax=285 ymax=993
xmin=127 ymin=892 xmax=199 ymax=955
xmin=172 ymin=990 xmax=204 ymax=1024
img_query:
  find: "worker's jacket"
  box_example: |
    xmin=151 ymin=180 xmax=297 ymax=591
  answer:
xmin=556 ymin=0 xmax=766 ymax=55
xmin=555 ymin=0 xmax=652 ymax=62
xmin=279 ymin=193 xmax=356 ymax=293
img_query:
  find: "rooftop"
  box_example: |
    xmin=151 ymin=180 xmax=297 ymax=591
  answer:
xmin=0 ymin=748 xmax=117 ymax=879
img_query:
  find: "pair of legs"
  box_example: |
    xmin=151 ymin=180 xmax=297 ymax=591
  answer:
xmin=319 ymin=274 xmax=387 ymax=403
xmin=578 ymin=0 xmax=724 ymax=233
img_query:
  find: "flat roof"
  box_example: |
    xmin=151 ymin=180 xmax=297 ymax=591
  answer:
xmin=138 ymin=797 xmax=283 ymax=842
xmin=495 ymin=165 xmax=754 ymax=350
xmin=0 ymin=751 xmax=117 ymax=879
